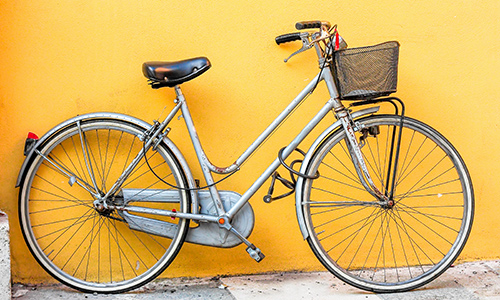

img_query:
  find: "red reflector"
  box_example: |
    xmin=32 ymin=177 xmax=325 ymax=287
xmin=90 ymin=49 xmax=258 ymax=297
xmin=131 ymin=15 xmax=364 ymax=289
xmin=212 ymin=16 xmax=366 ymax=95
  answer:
xmin=170 ymin=208 xmax=177 ymax=220
xmin=27 ymin=132 xmax=39 ymax=140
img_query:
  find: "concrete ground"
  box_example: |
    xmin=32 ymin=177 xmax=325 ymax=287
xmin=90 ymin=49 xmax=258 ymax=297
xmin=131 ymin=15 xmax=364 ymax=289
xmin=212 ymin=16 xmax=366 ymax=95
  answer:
xmin=11 ymin=260 xmax=500 ymax=300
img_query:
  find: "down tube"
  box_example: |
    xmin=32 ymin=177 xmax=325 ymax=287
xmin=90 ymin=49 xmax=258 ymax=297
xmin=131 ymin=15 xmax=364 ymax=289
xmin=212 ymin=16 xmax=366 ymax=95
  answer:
xmin=226 ymin=98 xmax=336 ymax=219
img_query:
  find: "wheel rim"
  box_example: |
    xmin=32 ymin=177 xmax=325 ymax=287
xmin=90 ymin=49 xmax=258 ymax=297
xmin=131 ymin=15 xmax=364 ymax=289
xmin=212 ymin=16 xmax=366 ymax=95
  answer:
xmin=20 ymin=120 xmax=189 ymax=293
xmin=303 ymin=115 xmax=473 ymax=291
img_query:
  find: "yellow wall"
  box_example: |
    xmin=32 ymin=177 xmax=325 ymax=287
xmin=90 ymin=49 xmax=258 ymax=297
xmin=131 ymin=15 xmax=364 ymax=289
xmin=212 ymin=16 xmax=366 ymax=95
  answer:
xmin=1 ymin=0 xmax=499 ymax=283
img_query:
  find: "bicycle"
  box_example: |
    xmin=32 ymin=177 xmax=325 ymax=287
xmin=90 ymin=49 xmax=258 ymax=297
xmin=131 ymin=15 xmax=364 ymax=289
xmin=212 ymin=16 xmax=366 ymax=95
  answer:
xmin=16 ymin=21 xmax=474 ymax=294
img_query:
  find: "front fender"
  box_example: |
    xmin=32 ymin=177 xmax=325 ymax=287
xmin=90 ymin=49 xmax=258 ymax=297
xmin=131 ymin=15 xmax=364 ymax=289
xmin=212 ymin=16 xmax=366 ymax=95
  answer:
xmin=294 ymin=106 xmax=380 ymax=240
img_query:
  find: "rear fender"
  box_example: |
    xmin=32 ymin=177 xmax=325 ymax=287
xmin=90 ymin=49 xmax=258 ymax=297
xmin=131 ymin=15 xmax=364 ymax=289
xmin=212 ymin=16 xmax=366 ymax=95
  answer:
xmin=15 ymin=112 xmax=199 ymax=213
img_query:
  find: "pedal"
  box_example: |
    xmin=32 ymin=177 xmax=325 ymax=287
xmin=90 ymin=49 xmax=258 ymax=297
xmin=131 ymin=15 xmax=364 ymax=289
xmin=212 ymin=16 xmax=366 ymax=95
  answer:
xmin=227 ymin=226 xmax=265 ymax=262
xmin=246 ymin=245 xmax=265 ymax=262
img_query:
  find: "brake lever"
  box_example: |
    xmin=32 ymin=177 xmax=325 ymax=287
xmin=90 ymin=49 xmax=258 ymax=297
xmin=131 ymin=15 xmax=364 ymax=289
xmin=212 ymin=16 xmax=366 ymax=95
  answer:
xmin=284 ymin=32 xmax=312 ymax=63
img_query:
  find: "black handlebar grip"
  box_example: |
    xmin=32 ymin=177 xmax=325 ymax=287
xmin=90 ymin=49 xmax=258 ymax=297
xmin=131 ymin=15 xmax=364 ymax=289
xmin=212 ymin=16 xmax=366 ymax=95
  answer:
xmin=275 ymin=32 xmax=302 ymax=45
xmin=295 ymin=21 xmax=322 ymax=30
xmin=295 ymin=21 xmax=331 ymax=30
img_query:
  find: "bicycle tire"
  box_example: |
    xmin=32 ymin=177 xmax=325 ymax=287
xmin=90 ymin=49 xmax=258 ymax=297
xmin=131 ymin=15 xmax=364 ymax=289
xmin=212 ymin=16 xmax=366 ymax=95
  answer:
xmin=302 ymin=114 xmax=474 ymax=293
xmin=18 ymin=118 xmax=191 ymax=293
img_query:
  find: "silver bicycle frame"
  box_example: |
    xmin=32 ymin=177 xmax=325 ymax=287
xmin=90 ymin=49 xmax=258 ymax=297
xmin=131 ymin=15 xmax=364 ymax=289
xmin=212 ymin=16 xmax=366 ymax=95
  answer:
xmin=180 ymin=67 xmax=340 ymax=220
xmin=105 ymin=43 xmax=386 ymax=227
xmin=104 ymin=65 xmax=340 ymax=222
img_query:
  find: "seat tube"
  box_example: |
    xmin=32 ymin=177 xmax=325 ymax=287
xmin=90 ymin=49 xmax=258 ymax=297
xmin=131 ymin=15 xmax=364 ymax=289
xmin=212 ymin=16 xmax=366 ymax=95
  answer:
xmin=175 ymin=86 xmax=226 ymax=215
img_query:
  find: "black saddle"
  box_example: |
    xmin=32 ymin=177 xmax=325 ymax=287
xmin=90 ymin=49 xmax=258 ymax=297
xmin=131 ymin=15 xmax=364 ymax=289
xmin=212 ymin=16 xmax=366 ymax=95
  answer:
xmin=142 ymin=57 xmax=211 ymax=88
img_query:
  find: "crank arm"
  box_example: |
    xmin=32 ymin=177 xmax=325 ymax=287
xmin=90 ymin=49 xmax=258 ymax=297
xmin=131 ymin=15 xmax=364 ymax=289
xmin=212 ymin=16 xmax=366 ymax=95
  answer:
xmin=225 ymin=222 xmax=265 ymax=262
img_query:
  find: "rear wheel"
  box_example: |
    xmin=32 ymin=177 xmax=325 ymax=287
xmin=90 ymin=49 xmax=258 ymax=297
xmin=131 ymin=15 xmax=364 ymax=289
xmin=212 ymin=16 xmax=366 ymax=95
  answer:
xmin=302 ymin=115 xmax=474 ymax=292
xmin=19 ymin=118 xmax=190 ymax=293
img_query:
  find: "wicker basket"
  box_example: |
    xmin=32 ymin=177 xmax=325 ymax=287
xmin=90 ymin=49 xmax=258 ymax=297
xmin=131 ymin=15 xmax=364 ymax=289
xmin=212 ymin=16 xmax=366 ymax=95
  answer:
xmin=333 ymin=41 xmax=400 ymax=100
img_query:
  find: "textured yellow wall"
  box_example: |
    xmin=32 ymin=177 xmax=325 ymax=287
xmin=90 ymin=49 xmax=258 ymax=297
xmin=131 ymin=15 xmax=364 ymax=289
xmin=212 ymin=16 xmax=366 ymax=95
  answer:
xmin=1 ymin=0 xmax=499 ymax=283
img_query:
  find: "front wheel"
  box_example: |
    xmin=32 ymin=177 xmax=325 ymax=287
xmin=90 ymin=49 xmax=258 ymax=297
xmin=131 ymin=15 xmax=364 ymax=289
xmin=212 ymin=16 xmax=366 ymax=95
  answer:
xmin=18 ymin=118 xmax=191 ymax=293
xmin=302 ymin=115 xmax=474 ymax=293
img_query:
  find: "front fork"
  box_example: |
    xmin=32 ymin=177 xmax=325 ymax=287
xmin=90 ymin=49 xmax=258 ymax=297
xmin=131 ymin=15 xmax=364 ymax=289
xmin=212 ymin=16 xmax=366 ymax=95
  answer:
xmin=335 ymin=106 xmax=392 ymax=206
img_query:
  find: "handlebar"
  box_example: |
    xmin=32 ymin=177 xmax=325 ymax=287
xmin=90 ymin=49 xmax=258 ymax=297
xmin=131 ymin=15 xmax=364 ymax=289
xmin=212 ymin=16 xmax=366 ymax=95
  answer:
xmin=275 ymin=21 xmax=346 ymax=62
xmin=275 ymin=20 xmax=333 ymax=46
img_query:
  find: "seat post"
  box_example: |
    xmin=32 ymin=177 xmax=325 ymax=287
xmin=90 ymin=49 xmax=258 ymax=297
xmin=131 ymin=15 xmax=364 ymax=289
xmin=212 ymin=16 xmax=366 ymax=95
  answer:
xmin=174 ymin=85 xmax=184 ymax=100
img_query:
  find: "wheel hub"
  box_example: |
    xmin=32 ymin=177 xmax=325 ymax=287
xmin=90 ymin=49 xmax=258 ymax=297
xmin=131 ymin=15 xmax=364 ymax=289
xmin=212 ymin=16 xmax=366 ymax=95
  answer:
xmin=93 ymin=198 xmax=114 ymax=216
xmin=380 ymin=199 xmax=395 ymax=209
